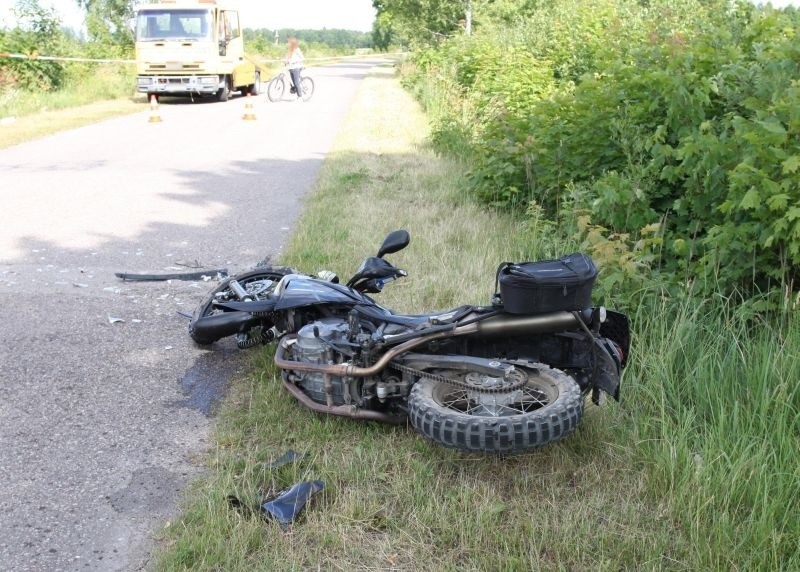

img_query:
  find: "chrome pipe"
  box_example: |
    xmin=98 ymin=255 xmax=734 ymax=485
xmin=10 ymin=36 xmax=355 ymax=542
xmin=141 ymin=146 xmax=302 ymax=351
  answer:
xmin=280 ymin=375 xmax=406 ymax=425
xmin=469 ymin=311 xmax=580 ymax=336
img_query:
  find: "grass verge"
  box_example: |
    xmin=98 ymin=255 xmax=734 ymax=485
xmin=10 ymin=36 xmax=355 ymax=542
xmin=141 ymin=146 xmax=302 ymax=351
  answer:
xmin=0 ymin=64 xmax=145 ymax=148
xmin=157 ymin=67 xmax=686 ymax=571
xmin=0 ymin=97 xmax=145 ymax=149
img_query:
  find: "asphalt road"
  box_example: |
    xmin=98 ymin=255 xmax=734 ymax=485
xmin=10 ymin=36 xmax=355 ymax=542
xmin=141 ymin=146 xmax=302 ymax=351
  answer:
xmin=0 ymin=61 xmax=382 ymax=571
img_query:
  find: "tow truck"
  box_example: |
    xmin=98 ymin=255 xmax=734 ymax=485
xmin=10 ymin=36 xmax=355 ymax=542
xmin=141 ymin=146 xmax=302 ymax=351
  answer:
xmin=134 ymin=0 xmax=260 ymax=101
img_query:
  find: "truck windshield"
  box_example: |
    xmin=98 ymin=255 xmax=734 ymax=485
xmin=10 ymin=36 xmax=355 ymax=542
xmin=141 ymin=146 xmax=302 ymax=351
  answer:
xmin=136 ymin=9 xmax=213 ymax=41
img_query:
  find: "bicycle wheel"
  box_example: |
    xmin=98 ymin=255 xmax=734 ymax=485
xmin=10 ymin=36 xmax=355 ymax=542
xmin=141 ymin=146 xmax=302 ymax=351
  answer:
xmin=300 ymin=76 xmax=314 ymax=101
xmin=267 ymin=75 xmax=285 ymax=102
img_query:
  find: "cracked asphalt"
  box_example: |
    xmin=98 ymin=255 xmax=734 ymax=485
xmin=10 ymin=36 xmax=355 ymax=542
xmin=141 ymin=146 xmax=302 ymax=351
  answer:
xmin=0 ymin=60 xmax=383 ymax=571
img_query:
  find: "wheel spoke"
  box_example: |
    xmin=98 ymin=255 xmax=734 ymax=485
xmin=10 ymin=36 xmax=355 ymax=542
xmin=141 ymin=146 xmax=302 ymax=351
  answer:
xmin=441 ymin=390 xmax=470 ymax=412
xmin=521 ymin=387 xmax=550 ymax=407
xmin=461 ymin=402 xmax=476 ymax=414
xmin=501 ymin=402 xmax=522 ymax=414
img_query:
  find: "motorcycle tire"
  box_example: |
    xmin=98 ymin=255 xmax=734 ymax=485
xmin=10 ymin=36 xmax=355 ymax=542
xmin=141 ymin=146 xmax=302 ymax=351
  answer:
xmin=408 ymin=363 xmax=583 ymax=454
xmin=189 ymin=266 xmax=295 ymax=346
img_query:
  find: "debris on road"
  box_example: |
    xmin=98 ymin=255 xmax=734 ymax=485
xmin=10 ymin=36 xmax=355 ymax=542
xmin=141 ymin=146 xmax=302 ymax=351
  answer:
xmin=261 ymin=480 xmax=325 ymax=529
xmin=175 ymin=260 xmax=204 ymax=269
xmin=73 ymin=283 xmax=89 ymax=288
xmin=107 ymin=316 xmax=125 ymax=324
xmin=115 ymin=269 xmax=228 ymax=282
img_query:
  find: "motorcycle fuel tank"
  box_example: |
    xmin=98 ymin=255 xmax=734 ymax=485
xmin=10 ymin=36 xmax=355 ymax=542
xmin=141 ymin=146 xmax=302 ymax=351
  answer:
xmin=274 ymin=276 xmax=369 ymax=311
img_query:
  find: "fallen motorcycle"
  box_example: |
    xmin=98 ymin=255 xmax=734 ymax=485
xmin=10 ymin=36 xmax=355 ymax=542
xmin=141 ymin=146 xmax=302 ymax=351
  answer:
xmin=189 ymin=230 xmax=630 ymax=454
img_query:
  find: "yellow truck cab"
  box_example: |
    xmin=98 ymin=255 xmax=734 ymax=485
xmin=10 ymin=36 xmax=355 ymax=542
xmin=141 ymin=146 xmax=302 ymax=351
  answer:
xmin=134 ymin=0 xmax=259 ymax=101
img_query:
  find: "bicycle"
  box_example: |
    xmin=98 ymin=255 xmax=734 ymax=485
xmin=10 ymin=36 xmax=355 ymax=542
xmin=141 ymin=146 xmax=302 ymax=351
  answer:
xmin=266 ymin=67 xmax=315 ymax=102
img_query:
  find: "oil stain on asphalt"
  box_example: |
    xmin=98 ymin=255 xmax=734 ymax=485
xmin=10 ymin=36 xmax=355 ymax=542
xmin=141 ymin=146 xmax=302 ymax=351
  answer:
xmin=175 ymin=345 xmax=246 ymax=415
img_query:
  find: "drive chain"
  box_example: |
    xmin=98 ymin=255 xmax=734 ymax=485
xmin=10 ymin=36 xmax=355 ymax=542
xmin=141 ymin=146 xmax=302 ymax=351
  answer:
xmin=388 ymin=362 xmax=528 ymax=393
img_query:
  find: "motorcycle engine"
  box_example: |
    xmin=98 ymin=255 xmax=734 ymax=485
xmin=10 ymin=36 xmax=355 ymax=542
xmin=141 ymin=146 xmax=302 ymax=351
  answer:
xmin=293 ymin=318 xmax=351 ymax=405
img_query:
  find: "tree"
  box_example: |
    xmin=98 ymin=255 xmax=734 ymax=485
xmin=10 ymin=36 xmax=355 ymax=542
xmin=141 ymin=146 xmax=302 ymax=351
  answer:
xmin=0 ymin=0 xmax=66 ymax=90
xmin=75 ymin=0 xmax=138 ymax=47
xmin=372 ymin=0 xmax=467 ymax=45
xmin=371 ymin=0 xmax=542 ymax=45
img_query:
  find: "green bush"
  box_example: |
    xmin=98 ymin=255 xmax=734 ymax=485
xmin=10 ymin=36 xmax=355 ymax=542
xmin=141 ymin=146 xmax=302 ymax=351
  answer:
xmin=404 ymin=0 xmax=800 ymax=294
xmin=0 ymin=0 xmax=66 ymax=91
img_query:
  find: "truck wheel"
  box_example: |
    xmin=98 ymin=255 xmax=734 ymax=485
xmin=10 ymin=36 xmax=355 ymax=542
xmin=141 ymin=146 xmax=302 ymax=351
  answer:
xmin=250 ymin=72 xmax=261 ymax=96
xmin=216 ymin=76 xmax=230 ymax=102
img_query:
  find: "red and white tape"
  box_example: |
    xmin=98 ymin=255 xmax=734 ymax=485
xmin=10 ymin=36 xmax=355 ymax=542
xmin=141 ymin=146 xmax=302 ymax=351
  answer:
xmin=0 ymin=51 xmax=408 ymax=64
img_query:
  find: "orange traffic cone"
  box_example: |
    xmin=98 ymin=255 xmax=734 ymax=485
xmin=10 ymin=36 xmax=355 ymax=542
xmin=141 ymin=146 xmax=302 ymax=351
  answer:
xmin=242 ymin=93 xmax=257 ymax=121
xmin=147 ymin=94 xmax=162 ymax=123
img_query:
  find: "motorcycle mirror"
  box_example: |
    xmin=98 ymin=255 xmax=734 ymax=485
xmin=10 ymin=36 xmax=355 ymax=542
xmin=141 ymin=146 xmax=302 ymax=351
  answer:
xmin=377 ymin=229 xmax=410 ymax=258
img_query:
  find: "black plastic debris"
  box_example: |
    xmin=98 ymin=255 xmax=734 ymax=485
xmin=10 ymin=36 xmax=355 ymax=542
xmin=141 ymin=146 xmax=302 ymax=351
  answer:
xmin=175 ymin=260 xmax=204 ymax=269
xmin=261 ymin=480 xmax=325 ymax=528
xmin=226 ymin=494 xmax=253 ymax=518
xmin=114 ymin=269 xmax=228 ymax=282
xmin=266 ymin=450 xmax=306 ymax=469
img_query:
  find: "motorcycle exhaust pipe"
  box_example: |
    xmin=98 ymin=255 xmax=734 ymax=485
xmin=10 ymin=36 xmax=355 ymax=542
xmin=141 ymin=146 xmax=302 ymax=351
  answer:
xmin=280 ymin=374 xmax=406 ymax=425
xmin=190 ymin=311 xmax=261 ymax=344
xmin=468 ymin=311 xmax=580 ymax=337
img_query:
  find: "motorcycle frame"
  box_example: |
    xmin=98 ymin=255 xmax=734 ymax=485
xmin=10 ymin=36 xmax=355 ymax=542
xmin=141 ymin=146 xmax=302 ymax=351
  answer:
xmin=272 ymin=308 xmax=624 ymax=422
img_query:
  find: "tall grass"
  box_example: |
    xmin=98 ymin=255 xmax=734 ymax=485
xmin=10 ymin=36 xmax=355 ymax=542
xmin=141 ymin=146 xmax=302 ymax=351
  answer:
xmin=627 ymin=291 xmax=800 ymax=568
xmin=0 ymin=63 xmax=138 ymax=119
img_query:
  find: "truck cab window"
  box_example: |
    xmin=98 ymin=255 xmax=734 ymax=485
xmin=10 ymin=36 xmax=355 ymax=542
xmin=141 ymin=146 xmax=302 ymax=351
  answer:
xmin=223 ymin=11 xmax=240 ymax=39
xmin=136 ymin=10 xmax=212 ymax=41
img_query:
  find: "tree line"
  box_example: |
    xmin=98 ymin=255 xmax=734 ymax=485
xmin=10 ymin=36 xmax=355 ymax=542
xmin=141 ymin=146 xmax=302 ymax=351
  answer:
xmin=244 ymin=28 xmax=373 ymax=55
xmin=371 ymin=0 xmax=541 ymax=48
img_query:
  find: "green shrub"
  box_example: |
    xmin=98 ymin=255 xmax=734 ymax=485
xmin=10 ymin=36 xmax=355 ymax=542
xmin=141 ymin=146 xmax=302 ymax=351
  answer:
xmin=0 ymin=1 xmax=66 ymax=91
xmin=404 ymin=0 xmax=800 ymax=294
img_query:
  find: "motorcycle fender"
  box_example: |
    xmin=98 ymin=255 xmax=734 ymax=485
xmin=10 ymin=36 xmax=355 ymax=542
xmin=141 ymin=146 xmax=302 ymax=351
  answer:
xmin=191 ymin=311 xmax=261 ymax=341
xmin=592 ymin=338 xmax=621 ymax=401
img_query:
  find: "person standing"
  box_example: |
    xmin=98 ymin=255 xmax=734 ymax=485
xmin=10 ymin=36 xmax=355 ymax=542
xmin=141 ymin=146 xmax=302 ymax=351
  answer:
xmin=286 ymin=36 xmax=305 ymax=101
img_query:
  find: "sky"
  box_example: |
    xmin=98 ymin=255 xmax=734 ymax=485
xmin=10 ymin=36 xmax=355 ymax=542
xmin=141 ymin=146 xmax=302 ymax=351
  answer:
xmin=2 ymin=0 xmax=800 ymax=35
xmin=0 ymin=0 xmax=377 ymax=32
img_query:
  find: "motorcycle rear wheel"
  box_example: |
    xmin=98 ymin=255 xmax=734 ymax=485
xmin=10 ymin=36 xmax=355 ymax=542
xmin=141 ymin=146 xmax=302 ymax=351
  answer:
xmin=408 ymin=363 xmax=583 ymax=454
xmin=189 ymin=266 xmax=294 ymax=346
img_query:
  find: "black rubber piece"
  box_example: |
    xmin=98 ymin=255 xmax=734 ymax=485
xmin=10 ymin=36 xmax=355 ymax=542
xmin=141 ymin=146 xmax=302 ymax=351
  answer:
xmin=115 ymin=269 xmax=227 ymax=282
xmin=407 ymin=364 xmax=583 ymax=454
xmin=189 ymin=266 xmax=295 ymax=346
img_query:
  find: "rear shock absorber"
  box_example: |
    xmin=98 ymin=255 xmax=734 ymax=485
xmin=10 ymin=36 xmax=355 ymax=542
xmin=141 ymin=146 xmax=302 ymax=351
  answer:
xmin=236 ymin=328 xmax=275 ymax=349
xmin=229 ymin=279 xmax=254 ymax=301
